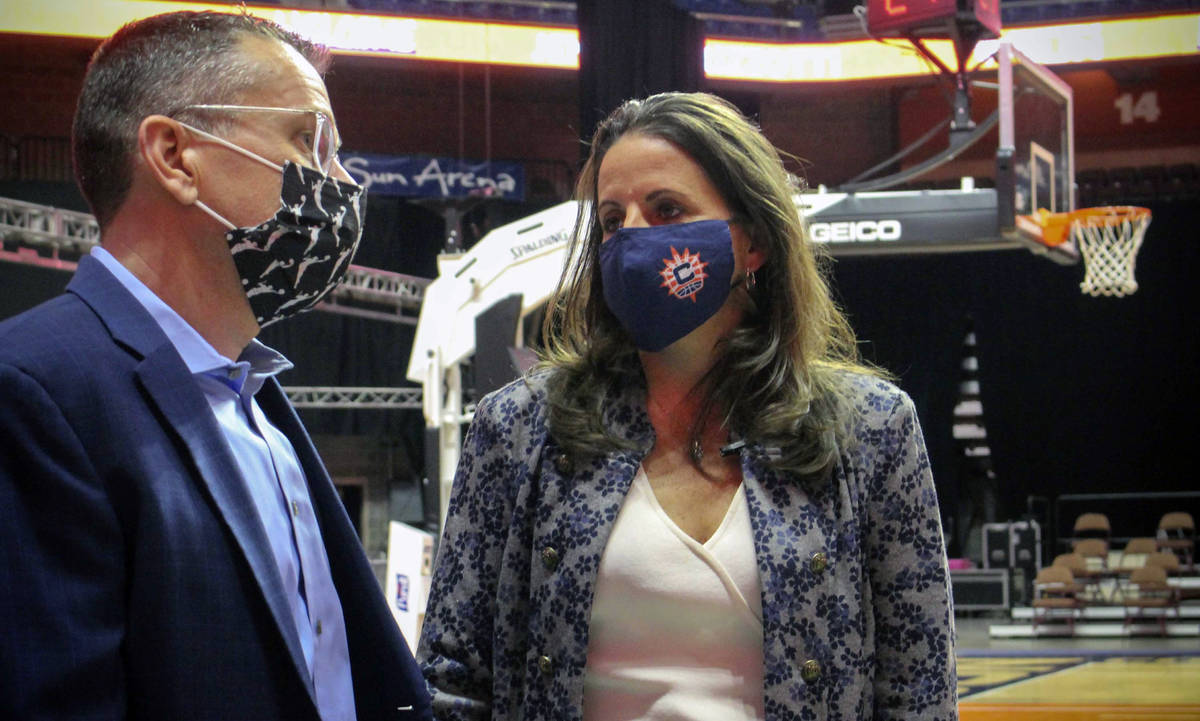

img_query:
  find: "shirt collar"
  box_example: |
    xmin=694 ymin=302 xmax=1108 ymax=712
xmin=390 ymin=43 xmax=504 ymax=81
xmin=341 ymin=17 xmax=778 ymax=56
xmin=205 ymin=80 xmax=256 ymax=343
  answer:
xmin=90 ymin=246 xmax=293 ymax=392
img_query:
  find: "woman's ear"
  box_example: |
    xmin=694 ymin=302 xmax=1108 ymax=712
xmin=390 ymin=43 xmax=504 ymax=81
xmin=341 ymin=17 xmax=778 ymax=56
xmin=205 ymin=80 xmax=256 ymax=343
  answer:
xmin=138 ymin=115 xmax=199 ymax=207
xmin=738 ymin=223 xmax=767 ymax=273
xmin=746 ymin=239 xmax=767 ymax=273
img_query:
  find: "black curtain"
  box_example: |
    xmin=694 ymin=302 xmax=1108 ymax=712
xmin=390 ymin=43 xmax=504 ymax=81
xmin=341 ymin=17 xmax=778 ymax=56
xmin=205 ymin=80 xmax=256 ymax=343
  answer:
xmin=577 ymin=0 xmax=705 ymax=148
xmin=829 ymin=199 xmax=1200 ymax=554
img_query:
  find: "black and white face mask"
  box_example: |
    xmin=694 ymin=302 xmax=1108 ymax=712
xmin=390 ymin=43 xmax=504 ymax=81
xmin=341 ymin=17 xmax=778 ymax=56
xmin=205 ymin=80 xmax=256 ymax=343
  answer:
xmin=186 ymin=123 xmax=365 ymax=329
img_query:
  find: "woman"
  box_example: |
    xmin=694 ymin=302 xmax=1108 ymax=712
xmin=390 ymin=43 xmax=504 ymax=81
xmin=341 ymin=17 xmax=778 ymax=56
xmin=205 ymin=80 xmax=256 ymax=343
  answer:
xmin=417 ymin=92 xmax=956 ymax=721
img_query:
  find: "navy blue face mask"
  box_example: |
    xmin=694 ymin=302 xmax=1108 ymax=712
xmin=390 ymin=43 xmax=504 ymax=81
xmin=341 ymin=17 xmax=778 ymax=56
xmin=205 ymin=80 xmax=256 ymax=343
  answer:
xmin=599 ymin=219 xmax=737 ymax=352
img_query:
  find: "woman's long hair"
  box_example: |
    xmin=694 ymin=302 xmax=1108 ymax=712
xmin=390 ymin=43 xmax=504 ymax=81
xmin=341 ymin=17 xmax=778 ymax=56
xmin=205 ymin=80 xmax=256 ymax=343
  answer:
xmin=540 ymin=92 xmax=881 ymax=476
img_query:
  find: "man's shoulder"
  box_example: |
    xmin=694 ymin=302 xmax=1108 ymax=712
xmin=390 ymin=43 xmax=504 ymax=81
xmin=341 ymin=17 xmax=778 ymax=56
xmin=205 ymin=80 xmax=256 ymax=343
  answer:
xmin=0 ymin=291 xmax=124 ymax=392
xmin=0 ymin=293 xmax=92 ymax=358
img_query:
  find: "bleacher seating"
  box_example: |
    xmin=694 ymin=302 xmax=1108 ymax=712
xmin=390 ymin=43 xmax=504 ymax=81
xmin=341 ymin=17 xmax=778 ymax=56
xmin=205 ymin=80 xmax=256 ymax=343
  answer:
xmin=1027 ymin=509 xmax=1198 ymax=635
xmin=1076 ymin=164 xmax=1200 ymax=207
xmin=346 ymin=0 xmax=576 ymax=25
xmin=1165 ymin=164 xmax=1200 ymax=201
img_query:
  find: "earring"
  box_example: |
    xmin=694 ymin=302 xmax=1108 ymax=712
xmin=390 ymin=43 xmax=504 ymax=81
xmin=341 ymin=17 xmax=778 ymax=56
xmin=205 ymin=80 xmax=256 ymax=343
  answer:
xmin=745 ymin=269 xmax=757 ymax=290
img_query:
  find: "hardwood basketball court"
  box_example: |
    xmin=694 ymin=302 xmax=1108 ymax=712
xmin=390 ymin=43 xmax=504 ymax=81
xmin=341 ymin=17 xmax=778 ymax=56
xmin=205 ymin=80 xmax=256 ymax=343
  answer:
xmin=955 ymin=616 xmax=1200 ymax=720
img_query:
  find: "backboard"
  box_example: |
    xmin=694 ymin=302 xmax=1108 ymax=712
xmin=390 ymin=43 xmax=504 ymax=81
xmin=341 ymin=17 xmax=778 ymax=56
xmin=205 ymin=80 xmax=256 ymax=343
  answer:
xmin=995 ymin=43 xmax=1077 ymax=261
xmin=802 ymin=41 xmax=1078 ymax=264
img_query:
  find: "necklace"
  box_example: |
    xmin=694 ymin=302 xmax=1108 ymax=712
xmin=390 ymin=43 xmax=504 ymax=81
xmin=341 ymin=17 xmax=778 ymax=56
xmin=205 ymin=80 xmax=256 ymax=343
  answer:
xmin=648 ymin=392 xmax=716 ymax=465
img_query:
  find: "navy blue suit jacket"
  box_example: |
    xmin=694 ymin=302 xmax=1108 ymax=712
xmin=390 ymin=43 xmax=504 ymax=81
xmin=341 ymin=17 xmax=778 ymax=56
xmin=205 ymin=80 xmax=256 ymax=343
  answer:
xmin=0 ymin=256 xmax=432 ymax=721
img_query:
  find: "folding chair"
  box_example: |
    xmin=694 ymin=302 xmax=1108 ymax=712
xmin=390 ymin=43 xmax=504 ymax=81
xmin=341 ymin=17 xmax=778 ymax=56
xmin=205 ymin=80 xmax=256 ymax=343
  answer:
xmin=1146 ymin=550 xmax=1181 ymax=575
xmin=1157 ymin=512 xmax=1195 ymax=571
xmin=1122 ymin=565 xmax=1179 ymax=635
xmin=1148 ymin=549 xmax=1199 ymax=602
xmin=1114 ymin=538 xmax=1160 ymax=600
xmin=1032 ymin=565 xmax=1081 ymax=634
xmin=1073 ymin=512 xmax=1111 ymax=542
xmin=1052 ymin=552 xmax=1089 ymax=577
xmin=1116 ymin=537 xmax=1158 ymax=573
xmin=1071 ymin=538 xmax=1112 ymax=601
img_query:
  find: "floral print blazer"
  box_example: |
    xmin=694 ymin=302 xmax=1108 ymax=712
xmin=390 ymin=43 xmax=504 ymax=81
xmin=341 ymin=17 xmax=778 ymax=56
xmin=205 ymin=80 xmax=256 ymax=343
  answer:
xmin=417 ymin=370 xmax=957 ymax=721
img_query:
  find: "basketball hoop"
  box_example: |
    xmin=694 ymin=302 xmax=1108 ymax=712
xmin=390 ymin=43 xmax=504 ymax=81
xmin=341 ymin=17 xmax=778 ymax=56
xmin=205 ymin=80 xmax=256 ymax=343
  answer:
xmin=1072 ymin=206 xmax=1151 ymax=297
xmin=1021 ymin=206 xmax=1152 ymax=297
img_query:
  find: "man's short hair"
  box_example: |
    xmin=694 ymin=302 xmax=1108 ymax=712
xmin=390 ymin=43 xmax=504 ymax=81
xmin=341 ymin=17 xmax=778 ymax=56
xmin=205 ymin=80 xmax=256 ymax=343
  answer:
xmin=72 ymin=10 xmax=330 ymax=227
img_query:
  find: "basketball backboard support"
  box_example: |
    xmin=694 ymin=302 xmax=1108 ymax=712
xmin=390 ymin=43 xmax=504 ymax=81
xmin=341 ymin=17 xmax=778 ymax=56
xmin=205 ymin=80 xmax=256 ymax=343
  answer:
xmin=801 ymin=41 xmax=1078 ymax=265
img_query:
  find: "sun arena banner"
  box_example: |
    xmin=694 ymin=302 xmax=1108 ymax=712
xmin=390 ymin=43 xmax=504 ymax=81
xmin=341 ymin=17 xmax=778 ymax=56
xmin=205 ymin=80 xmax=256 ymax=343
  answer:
xmin=341 ymin=152 xmax=525 ymax=201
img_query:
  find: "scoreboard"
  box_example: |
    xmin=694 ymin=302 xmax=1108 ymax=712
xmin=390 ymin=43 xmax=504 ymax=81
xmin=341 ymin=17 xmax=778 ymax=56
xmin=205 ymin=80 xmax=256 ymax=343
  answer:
xmin=866 ymin=0 xmax=1001 ymax=37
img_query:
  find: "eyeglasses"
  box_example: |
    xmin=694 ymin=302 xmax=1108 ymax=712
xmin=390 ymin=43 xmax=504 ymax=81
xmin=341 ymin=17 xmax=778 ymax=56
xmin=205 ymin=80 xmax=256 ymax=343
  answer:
xmin=179 ymin=104 xmax=340 ymax=173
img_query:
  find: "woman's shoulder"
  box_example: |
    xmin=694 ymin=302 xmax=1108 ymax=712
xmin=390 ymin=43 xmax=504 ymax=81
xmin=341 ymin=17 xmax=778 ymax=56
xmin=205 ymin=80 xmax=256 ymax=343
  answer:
xmin=825 ymin=367 xmax=914 ymax=423
xmin=472 ymin=368 xmax=554 ymax=425
xmin=456 ymin=372 xmax=556 ymax=468
xmin=824 ymin=369 xmax=927 ymax=478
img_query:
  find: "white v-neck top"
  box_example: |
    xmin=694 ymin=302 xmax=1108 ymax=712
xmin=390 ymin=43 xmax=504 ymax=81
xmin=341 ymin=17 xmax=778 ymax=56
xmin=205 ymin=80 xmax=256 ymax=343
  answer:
xmin=582 ymin=466 xmax=765 ymax=721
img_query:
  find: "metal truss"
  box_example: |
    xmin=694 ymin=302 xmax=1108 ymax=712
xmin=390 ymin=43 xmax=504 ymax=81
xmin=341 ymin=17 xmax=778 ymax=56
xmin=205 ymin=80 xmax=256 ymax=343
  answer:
xmin=0 ymin=196 xmax=429 ymax=321
xmin=283 ymin=386 xmax=424 ymax=409
xmin=0 ymin=196 xmax=99 ymax=269
xmin=317 ymin=264 xmax=428 ymax=325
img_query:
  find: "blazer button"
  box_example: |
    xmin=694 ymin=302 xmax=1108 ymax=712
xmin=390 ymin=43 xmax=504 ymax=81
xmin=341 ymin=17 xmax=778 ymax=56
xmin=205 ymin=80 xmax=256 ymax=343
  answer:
xmin=541 ymin=546 xmax=560 ymax=571
xmin=554 ymin=453 xmax=574 ymax=475
xmin=810 ymin=551 xmax=828 ymax=574
xmin=801 ymin=659 xmax=822 ymax=684
xmin=538 ymin=655 xmax=554 ymax=676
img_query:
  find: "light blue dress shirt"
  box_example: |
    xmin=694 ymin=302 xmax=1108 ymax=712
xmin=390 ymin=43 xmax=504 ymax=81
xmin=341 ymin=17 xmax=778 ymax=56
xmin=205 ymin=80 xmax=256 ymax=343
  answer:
xmin=92 ymin=247 xmax=356 ymax=721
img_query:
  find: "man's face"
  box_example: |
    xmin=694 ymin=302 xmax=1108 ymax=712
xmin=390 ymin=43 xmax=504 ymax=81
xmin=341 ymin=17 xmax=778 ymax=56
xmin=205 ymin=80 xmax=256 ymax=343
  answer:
xmin=189 ymin=35 xmax=353 ymax=229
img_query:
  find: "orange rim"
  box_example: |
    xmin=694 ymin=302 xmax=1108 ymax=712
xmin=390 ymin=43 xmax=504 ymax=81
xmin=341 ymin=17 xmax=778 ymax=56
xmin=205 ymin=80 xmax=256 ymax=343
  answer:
xmin=1021 ymin=206 xmax=1152 ymax=247
xmin=1070 ymin=205 xmax=1152 ymax=225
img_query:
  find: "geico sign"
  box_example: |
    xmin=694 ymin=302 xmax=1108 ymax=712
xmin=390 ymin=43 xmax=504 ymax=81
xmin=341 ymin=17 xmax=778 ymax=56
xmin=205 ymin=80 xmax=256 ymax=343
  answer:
xmin=809 ymin=220 xmax=902 ymax=242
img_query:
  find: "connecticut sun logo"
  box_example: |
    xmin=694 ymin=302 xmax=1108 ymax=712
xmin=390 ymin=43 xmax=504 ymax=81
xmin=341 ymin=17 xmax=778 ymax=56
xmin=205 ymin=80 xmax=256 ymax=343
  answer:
xmin=659 ymin=246 xmax=708 ymax=302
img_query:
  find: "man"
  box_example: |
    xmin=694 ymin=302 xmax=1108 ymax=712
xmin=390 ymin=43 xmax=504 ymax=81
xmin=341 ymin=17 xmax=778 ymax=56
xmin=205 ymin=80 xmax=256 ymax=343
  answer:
xmin=0 ymin=11 xmax=431 ymax=721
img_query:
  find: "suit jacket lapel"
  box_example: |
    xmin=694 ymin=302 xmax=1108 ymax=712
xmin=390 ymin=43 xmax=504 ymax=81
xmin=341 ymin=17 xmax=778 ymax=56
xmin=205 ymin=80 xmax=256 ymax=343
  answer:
xmin=255 ymin=381 xmax=366 ymax=579
xmin=255 ymin=381 xmax=363 ymax=592
xmin=68 ymin=257 xmax=318 ymax=703
xmin=257 ymin=380 xmax=438 ymax=714
xmin=135 ymin=350 xmax=315 ymax=698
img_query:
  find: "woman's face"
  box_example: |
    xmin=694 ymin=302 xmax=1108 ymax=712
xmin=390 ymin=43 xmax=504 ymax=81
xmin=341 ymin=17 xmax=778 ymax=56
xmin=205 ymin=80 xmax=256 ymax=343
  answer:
xmin=595 ymin=132 xmax=764 ymax=272
xmin=596 ymin=132 xmax=729 ymax=238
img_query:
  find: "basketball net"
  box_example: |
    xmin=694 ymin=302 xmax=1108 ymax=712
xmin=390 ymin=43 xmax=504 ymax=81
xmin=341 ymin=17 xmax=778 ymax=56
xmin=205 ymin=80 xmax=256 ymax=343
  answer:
xmin=1071 ymin=207 xmax=1151 ymax=298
